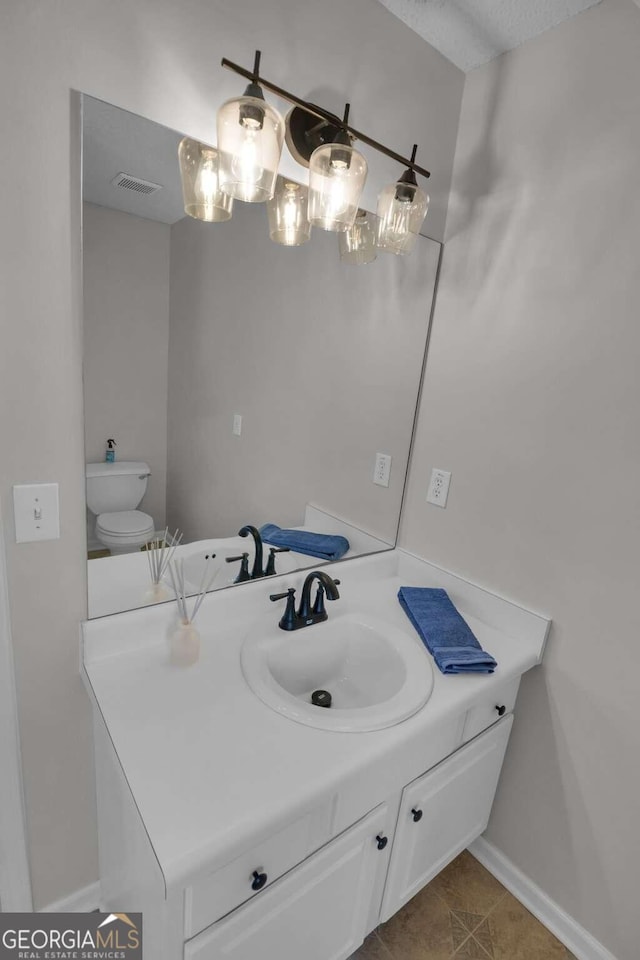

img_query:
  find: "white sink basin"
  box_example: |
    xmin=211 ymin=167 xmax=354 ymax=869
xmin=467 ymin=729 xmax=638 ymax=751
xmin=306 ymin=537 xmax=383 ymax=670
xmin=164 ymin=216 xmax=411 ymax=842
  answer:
xmin=241 ymin=613 xmax=433 ymax=732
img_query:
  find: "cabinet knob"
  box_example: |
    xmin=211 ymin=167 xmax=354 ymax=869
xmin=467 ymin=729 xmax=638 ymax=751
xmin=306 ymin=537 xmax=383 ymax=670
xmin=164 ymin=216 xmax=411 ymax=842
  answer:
xmin=495 ymin=704 xmax=507 ymax=716
xmin=375 ymin=834 xmax=388 ymax=851
xmin=251 ymin=870 xmax=268 ymax=891
xmin=411 ymin=808 xmax=423 ymax=823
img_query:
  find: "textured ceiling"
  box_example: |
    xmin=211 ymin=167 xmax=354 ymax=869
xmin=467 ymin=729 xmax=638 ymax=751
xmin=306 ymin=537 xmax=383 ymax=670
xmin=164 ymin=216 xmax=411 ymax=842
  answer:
xmin=83 ymin=96 xmax=185 ymax=224
xmin=376 ymin=0 xmax=602 ymax=72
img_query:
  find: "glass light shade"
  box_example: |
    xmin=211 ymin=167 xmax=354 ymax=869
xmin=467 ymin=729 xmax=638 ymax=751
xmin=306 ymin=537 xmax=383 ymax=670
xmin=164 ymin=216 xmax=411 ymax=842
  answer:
xmin=308 ymin=142 xmax=368 ymax=232
xmin=339 ymin=209 xmax=377 ymax=265
xmin=178 ymin=138 xmax=233 ymax=222
xmin=376 ymin=179 xmax=429 ymax=255
xmin=217 ymin=93 xmax=284 ymax=203
xmin=267 ymin=179 xmax=311 ymax=246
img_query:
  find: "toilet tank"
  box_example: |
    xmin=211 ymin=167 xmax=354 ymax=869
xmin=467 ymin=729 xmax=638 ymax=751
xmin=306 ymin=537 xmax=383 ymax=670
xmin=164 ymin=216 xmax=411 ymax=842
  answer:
xmin=86 ymin=461 xmax=151 ymax=515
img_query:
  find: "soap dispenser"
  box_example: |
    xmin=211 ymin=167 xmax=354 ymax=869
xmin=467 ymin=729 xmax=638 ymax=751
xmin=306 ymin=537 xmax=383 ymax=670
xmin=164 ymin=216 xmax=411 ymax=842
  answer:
xmin=105 ymin=438 xmax=117 ymax=463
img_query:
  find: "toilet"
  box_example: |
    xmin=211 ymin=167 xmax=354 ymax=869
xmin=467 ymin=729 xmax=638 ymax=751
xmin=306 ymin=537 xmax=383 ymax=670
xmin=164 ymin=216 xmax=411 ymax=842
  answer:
xmin=86 ymin=461 xmax=155 ymax=555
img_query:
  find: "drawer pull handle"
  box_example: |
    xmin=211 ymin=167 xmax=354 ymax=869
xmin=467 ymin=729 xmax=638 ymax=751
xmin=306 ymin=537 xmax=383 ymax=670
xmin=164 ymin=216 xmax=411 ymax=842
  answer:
xmin=251 ymin=870 xmax=268 ymax=891
xmin=411 ymin=808 xmax=423 ymax=823
xmin=495 ymin=704 xmax=507 ymax=716
xmin=375 ymin=834 xmax=388 ymax=851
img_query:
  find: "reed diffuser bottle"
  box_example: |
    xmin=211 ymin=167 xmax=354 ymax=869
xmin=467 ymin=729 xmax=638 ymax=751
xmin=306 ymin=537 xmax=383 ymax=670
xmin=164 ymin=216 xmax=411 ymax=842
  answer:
xmin=168 ymin=556 xmax=217 ymax=666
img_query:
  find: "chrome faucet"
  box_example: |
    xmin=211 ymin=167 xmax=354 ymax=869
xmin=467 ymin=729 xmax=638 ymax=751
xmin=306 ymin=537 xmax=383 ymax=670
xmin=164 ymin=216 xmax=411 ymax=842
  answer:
xmin=270 ymin=570 xmax=340 ymax=631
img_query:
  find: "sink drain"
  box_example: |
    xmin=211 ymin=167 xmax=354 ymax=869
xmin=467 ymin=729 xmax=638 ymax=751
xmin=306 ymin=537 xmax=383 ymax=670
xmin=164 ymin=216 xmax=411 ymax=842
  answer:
xmin=311 ymin=689 xmax=332 ymax=708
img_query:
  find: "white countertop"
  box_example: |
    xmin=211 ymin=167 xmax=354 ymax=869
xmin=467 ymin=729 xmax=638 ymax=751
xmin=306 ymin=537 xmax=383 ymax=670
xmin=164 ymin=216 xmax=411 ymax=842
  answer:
xmin=82 ymin=549 xmax=549 ymax=894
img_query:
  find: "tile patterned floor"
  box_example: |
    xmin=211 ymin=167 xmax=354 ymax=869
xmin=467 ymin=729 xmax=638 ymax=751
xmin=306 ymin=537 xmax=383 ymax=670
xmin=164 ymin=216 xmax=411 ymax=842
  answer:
xmin=351 ymin=851 xmax=576 ymax=960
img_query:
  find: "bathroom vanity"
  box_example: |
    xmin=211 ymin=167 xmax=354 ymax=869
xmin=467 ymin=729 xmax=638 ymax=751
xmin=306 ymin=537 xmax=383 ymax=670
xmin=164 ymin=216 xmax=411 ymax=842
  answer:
xmin=82 ymin=549 xmax=549 ymax=960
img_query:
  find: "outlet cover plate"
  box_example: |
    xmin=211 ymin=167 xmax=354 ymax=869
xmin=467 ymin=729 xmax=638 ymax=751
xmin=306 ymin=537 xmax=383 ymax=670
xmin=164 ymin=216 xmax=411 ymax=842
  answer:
xmin=373 ymin=453 xmax=392 ymax=488
xmin=427 ymin=468 xmax=451 ymax=507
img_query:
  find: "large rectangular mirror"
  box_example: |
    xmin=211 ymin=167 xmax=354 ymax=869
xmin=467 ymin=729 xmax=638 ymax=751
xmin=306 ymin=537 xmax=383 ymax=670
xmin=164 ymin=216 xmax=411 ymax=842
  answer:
xmin=82 ymin=95 xmax=441 ymax=617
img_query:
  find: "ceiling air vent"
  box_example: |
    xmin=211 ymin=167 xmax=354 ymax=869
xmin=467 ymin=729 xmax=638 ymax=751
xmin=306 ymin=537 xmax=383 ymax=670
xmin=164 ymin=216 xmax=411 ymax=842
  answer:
xmin=111 ymin=172 xmax=163 ymax=196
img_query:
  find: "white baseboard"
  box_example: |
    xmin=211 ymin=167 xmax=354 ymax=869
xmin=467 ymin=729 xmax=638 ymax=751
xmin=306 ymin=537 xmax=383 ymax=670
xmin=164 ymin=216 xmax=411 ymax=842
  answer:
xmin=469 ymin=838 xmax=618 ymax=960
xmin=41 ymin=880 xmax=101 ymax=914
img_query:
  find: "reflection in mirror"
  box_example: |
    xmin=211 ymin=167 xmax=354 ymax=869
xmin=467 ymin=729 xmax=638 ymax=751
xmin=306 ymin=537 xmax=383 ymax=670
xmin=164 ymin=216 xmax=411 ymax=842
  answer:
xmin=82 ymin=96 xmax=441 ymax=618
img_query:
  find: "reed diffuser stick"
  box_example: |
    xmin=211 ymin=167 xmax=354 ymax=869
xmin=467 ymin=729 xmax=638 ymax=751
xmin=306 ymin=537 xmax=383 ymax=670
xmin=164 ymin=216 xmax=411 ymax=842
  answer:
xmin=146 ymin=527 xmax=183 ymax=584
xmin=144 ymin=528 xmax=183 ymax=603
xmin=167 ymin=555 xmax=218 ymax=667
xmin=168 ymin=556 xmax=217 ymax=624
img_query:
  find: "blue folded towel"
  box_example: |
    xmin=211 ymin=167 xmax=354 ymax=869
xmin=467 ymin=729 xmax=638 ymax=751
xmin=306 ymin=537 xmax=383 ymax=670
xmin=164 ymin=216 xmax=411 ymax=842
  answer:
xmin=398 ymin=587 xmax=497 ymax=675
xmin=259 ymin=523 xmax=350 ymax=562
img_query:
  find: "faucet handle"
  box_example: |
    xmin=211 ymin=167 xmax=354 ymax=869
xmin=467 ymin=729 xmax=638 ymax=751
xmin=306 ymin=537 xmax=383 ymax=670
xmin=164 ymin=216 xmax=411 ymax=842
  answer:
xmin=269 ymin=589 xmax=292 ymax=601
xmin=312 ymin=579 xmax=341 ymax=618
xmin=270 ymin=587 xmax=298 ymax=631
xmin=265 ymin=546 xmax=290 ymax=577
xmin=226 ymin=552 xmax=251 ymax=583
xmin=312 ymin=583 xmax=327 ymax=618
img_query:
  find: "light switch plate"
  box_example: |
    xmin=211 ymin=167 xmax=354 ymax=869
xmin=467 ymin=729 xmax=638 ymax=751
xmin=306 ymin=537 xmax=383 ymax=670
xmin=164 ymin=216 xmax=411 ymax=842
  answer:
xmin=13 ymin=483 xmax=60 ymax=542
xmin=233 ymin=414 xmax=242 ymax=437
xmin=427 ymin=468 xmax=451 ymax=507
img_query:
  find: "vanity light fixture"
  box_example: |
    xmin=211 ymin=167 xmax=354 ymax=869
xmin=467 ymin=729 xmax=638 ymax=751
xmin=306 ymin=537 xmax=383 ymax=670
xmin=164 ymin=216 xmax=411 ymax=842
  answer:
xmin=178 ymin=138 xmax=233 ymax=222
xmin=339 ymin=209 xmax=377 ymax=265
xmin=202 ymin=52 xmax=432 ymax=257
xmin=308 ymin=104 xmax=367 ymax=233
xmin=217 ymin=51 xmax=284 ymax=203
xmin=376 ymin=145 xmax=430 ymax=256
xmin=267 ymin=177 xmax=311 ymax=245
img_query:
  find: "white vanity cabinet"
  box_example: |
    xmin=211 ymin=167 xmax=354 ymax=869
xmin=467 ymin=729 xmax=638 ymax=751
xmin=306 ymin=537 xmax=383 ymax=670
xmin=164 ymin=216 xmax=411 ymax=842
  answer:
xmin=83 ymin=549 xmax=549 ymax=960
xmin=381 ymin=716 xmax=513 ymax=922
xmin=91 ymin=711 xmax=515 ymax=960
xmin=183 ymin=716 xmax=514 ymax=960
xmin=89 ymin=696 xmax=527 ymax=960
xmin=185 ymin=805 xmax=391 ymax=960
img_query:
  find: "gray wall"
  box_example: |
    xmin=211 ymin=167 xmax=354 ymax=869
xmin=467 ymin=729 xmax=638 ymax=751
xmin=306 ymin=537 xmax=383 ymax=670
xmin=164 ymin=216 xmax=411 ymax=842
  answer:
xmin=167 ymin=204 xmax=439 ymax=544
xmin=0 ymin=0 xmax=463 ymax=908
xmin=400 ymin=2 xmax=640 ymax=958
xmin=83 ymin=203 xmax=170 ymax=530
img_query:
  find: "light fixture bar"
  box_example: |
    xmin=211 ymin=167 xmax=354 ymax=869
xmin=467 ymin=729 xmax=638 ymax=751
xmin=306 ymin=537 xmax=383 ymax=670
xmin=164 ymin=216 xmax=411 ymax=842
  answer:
xmin=221 ymin=53 xmax=431 ymax=180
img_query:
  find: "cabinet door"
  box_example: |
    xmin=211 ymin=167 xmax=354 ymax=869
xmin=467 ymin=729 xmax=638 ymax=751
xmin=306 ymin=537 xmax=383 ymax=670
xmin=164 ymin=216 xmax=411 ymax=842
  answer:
xmin=185 ymin=804 xmax=390 ymax=960
xmin=381 ymin=716 xmax=513 ymax=922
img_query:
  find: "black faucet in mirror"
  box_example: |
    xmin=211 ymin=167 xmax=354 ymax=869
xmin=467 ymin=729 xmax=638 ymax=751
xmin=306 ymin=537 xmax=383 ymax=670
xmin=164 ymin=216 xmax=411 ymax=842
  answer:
xmin=238 ymin=525 xmax=265 ymax=579
xmin=270 ymin=570 xmax=341 ymax=631
xmin=230 ymin=530 xmax=291 ymax=581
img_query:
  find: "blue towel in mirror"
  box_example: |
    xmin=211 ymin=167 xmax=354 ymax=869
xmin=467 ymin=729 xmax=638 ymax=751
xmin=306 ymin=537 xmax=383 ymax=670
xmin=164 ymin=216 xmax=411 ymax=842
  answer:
xmin=398 ymin=586 xmax=497 ymax=675
xmin=259 ymin=523 xmax=349 ymax=561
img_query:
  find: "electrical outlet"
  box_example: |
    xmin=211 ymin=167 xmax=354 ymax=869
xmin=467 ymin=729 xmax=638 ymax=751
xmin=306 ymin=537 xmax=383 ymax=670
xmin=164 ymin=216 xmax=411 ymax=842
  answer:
xmin=232 ymin=414 xmax=242 ymax=437
xmin=373 ymin=453 xmax=392 ymax=488
xmin=427 ymin=468 xmax=451 ymax=507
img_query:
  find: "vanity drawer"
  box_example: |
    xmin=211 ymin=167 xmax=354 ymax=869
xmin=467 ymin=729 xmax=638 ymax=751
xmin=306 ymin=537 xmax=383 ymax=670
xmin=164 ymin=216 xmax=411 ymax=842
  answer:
xmin=184 ymin=802 xmax=333 ymax=937
xmin=184 ymin=804 xmax=389 ymax=960
xmin=461 ymin=677 xmax=520 ymax=744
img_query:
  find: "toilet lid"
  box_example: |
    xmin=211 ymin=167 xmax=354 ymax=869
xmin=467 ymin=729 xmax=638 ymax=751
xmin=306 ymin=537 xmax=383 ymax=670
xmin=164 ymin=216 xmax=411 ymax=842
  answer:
xmin=96 ymin=510 xmax=155 ymax=537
